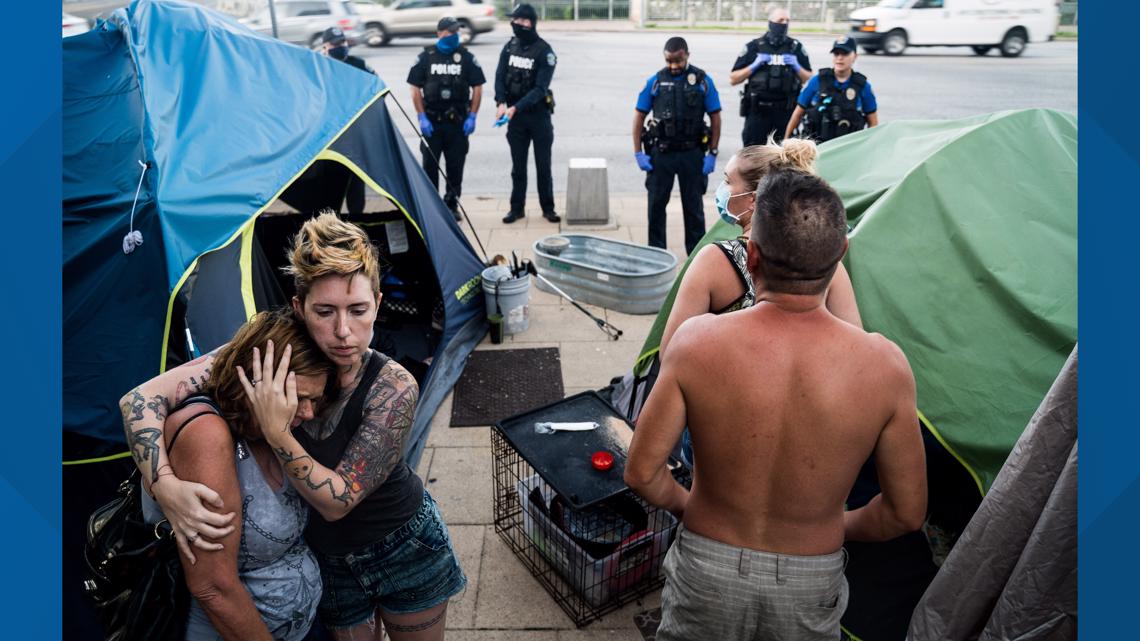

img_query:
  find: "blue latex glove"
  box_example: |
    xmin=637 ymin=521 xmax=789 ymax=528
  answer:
xmin=702 ymin=153 xmax=716 ymax=175
xmin=782 ymin=54 xmax=802 ymax=72
xmin=463 ymin=112 xmax=477 ymax=136
xmin=493 ymin=114 xmax=509 ymax=128
xmin=635 ymin=151 xmax=653 ymax=172
xmin=417 ymin=113 xmax=433 ymax=137
xmin=749 ymin=53 xmax=772 ymax=72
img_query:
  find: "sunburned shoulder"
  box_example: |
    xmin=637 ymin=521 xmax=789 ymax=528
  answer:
xmin=164 ymin=404 xmax=231 ymax=451
xmin=859 ymin=331 xmax=913 ymax=378
xmin=665 ymin=312 xmax=725 ymax=362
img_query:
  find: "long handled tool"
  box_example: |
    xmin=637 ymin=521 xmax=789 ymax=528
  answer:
xmin=523 ymin=260 xmax=623 ymax=341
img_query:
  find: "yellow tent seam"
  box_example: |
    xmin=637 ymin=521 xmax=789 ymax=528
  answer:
xmin=315 ymin=148 xmax=425 ymax=241
xmin=62 ymin=451 xmax=133 ymax=466
xmin=918 ymin=408 xmax=986 ymax=497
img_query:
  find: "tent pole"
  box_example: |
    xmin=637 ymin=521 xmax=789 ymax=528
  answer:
xmin=384 ymin=92 xmax=491 ymax=263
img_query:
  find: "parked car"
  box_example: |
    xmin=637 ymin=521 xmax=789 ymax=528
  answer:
xmin=849 ymin=0 xmax=1059 ymax=57
xmin=63 ymin=12 xmax=90 ymax=38
xmin=242 ymin=0 xmax=362 ymax=48
xmin=353 ymin=0 xmax=496 ymax=46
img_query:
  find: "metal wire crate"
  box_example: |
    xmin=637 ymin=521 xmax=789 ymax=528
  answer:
xmin=492 ymin=424 xmax=688 ymax=627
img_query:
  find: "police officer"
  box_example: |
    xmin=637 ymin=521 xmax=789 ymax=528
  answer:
xmin=495 ymin=4 xmax=560 ymax=224
xmin=785 ymin=36 xmax=879 ymax=142
xmin=729 ymin=7 xmax=811 ymax=145
xmin=633 ymin=37 xmax=722 ymax=256
xmin=409 ymin=17 xmax=486 ymax=221
xmin=321 ymin=27 xmax=372 ymax=74
xmin=322 ymin=27 xmax=373 ymax=214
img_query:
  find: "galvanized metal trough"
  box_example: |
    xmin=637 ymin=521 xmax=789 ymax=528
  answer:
xmin=531 ymin=234 xmax=677 ymax=315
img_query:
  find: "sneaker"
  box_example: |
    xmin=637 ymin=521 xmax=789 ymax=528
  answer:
xmin=542 ymin=211 xmax=561 ymax=223
xmin=502 ymin=211 xmax=525 ymax=224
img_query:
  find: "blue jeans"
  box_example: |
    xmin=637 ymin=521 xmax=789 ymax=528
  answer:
xmin=314 ymin=491 xmax=467 ymax=627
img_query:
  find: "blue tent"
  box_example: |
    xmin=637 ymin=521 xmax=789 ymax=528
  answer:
xmin=63 ymin=0 xmax=486 ymax=468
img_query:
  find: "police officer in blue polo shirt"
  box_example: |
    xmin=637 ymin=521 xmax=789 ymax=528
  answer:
xmin=633 ymin=37 xmax=722 ymax=256
xmin=785 ymin=36 xmax=879 ymax=142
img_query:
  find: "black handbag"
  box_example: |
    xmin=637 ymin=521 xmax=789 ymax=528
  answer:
xmin=83 ymin=400 xmax=218 ymax=641
xmin=83 ymin=469 xmax=190 ymax=641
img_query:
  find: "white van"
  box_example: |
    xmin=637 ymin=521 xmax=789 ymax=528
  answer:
xmin=848 ymin=0 xmax=1060 ymax=57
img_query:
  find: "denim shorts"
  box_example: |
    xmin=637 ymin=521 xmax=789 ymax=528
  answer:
xmin=314 ymin=490 xmax=467 ymax=627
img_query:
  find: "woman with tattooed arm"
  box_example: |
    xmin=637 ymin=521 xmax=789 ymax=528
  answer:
xmin=140 ymin=309 xmax=330 ymax=641
xmin=121 ymin=212 xmax=466 ymax=641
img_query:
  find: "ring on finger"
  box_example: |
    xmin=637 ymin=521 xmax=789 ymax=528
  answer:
xmin=251 ymin=379 xmax=261 ymax=387
xmin=187 ymin=532 xmax=199 ymax=543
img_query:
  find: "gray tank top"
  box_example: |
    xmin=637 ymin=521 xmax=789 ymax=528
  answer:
xmin=143 ymin=410 xmax=322 ymax=641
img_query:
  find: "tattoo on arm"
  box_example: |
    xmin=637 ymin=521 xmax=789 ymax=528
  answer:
xmin=130 ymin=428 xmax=164 ymax=479
xmin=338 ymin=363 xmax=420 ymax=499
xmin=146 ymin=394 xmax=169 ymax=422
xmin=122 ymin=389 xmax=146 ymax=423
xmin=273 ymin=446 xmax=354 ymax=506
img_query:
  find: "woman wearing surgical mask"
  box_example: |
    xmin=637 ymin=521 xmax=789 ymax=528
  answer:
xmin=658 ymin=138 xmax=861 ymax=466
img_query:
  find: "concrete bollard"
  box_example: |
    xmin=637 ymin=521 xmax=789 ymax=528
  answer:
xmin=565 ymin=158 xmax=610 ymax=225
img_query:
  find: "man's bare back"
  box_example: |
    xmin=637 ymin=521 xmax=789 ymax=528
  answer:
xmin=671 ymin=300 xmax=920 ymax=555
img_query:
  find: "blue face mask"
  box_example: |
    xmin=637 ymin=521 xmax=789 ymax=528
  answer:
xmin=715 ymin=181 xmax=748 ymax=226
xmin=437 ymin=33 xmax=460 ymax=54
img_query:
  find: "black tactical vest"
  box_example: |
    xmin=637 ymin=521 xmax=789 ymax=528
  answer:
xmin=651 ymin=65 xmax=707 ymax=150
xmin=504 ymin=39 xmax=539 ymax=104
xmin=422 ymin=46 xmax=470 ymax=116
xmin=804 ymin=69 xmax=868 ymax=142
xmin=744 ymin=37 xmax=801 ymax=112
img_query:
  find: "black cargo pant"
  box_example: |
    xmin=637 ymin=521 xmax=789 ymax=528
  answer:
xmin=420 ymin=117 xmax=470 ymax=210
xmin=646 ymin=147 xmax=706 ymax=256
xmin=742 ymin=105 xmax=796 ymax=146
xmin=506 ymin=108 xmax=556 ymax=216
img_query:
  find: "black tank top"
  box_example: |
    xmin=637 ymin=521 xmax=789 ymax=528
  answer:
xmin=297 ymin=352 xmax=424 ymax=556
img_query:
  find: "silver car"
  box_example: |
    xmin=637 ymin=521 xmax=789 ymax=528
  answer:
xmin=243 ymin=0 xmax=363 ymax=48
xmin=353 ymin=0 xmax=496 ymax=46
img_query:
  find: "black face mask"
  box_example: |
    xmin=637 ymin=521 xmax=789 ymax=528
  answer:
xmin=512 ymin=23 xmax=538 ymax=45
xmin=767 ymin=21 xmax=788 ymax=44
xmin=328 ymin=45 xmax=348 ymax=61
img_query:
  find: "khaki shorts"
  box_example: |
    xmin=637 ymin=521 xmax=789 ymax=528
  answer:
xmin=658 ymin=524 xmax=849 ymax=641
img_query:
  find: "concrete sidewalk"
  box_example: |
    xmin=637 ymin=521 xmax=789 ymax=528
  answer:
xmin=415 ymin=190 xmax=702 ymax=640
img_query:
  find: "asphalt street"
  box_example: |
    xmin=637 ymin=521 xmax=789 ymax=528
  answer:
xmin=360 ymin=29 xmax=1077 ymax=198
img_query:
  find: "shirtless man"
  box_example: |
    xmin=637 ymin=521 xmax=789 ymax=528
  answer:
xmin=625 ymin=169 xmax=927 ymax=641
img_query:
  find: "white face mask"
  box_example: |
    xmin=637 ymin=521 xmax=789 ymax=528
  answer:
xmin=715 ymin=181 xmax=750 ymax=225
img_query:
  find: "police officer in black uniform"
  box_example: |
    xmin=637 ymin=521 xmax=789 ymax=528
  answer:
xmin=495 ymin=4 xmax=560 ymax=224
xmin=322 ymin=27 xmax=372 ymax=74
xmin=409 ymin=17 xmax=486 ymax=221
xmin=729 ymin=7 xmax=811 ymax=145
xmin=633 ymin=37 xmax=722 ymax=256
xmin=322 ymin=27 xmax=373 ymax=214
xmin=785 ymin=36 xmax=879 ymax=142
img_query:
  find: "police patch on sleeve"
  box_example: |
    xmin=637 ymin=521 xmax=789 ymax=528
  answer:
xmin=546 ymin=52 xmax=557 ymax=66
xmin=739 ymin=45 xmax=749 ymax=57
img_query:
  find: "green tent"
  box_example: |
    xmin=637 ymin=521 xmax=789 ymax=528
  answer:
xmin=821 ymin=108 xmax=1077 ymax=495
xmin=611 ymin=108 xmax=1077 ymax=640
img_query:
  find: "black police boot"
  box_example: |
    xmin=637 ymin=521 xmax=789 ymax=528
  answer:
xmin=542 ymin=210 xmax=561 ymax=223
xmin=502 ymin=211 xmax=525 ymax=224
xmin=447 ymin=203 xmax=461 ymax=222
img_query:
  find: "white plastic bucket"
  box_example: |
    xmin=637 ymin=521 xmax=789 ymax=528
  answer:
xmin=481 ymin=266 xmax=531 ymax=335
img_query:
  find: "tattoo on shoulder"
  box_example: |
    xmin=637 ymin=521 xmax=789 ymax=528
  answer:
xmin=336 ymin=368 xmax=420 ymax=498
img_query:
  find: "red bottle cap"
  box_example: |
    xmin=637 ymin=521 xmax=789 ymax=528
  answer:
xmin=591 ymin=450 xmax=614 ymax=471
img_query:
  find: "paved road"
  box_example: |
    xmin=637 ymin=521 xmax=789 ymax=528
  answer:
xmin=360 ymin=29 xmax=1077 ymax=198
